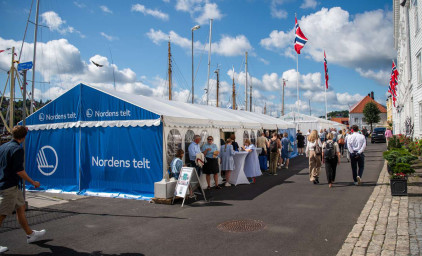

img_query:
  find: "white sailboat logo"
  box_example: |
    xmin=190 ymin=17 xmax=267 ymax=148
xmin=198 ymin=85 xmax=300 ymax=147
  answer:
xmin=37 ymin=146 xmax=58 ymax=176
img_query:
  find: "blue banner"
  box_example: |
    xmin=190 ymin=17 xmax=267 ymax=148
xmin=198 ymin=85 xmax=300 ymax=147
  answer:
xmin=79 ymin=125 xmax=163 ymax=196
xmin=25 ymin=128 xmax=79 ymax=191
xmin=278 ymin=128 xmax=298 ymax=158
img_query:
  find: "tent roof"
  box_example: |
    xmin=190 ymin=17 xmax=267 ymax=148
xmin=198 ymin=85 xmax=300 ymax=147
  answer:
xmin=25 ymin=83 xmax=294 ymax=130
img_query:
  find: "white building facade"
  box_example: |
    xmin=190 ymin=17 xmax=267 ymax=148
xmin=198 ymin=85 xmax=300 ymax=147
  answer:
xmin=393 ymin=0 xmax=422 ymax=138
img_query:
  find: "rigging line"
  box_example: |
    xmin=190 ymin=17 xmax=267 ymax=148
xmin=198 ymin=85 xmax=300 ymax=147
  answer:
xmin=194 ymin=40 xmax=208 ymax=85
xmin=171 ymin=56 xmax=189 ymax=91
xmin=18 ymin=0 xmax=34 ymax=62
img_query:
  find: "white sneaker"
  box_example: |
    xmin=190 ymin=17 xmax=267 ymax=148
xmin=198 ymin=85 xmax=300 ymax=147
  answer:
xmin=354 ymin=182 xmax=359 ymax=186
xmin=27 ymin=229 xmax=46 ymax=243
xmin=225 ymin=182 xmax=231 ymax=187
xmin=357 ymin=176 xmax=362 ymax=185
xmin=0 ymin=246 xmax=8 ymax=253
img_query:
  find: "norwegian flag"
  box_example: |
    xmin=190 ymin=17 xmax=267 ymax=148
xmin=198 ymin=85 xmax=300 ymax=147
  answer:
xmin=294 ymin=17 xmax=308 ymax=54
xmin=388 ymin=61 xmax=399 ymax=106
xmin=324 ymin=51 xmax=329 ymax=89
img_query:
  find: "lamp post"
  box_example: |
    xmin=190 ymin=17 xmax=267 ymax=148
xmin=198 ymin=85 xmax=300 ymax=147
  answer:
xmin=191 ymin=25 xmax=200 ymax=104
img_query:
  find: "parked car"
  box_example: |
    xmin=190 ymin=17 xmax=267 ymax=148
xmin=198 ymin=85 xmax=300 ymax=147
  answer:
xmin=371 ymin=127 xmax=386 ymax=143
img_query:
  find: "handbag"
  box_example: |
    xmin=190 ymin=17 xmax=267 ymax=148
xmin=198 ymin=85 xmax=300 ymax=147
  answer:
xmin=314 ymin=143 xmax=322 ymax=155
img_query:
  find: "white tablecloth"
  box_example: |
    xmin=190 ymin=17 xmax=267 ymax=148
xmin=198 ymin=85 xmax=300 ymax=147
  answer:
xmin=229 ymin=151 xmax=250 ymax=185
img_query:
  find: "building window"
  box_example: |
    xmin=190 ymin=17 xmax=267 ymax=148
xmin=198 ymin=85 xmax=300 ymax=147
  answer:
xmin=243 ymin=130 xmax=249 ymax=144
xmin=418 ymin=52 xmax=422 ymax=84
xmin=414 ymin=0 xmax=420 ymax=34
xmin=362 ymin=118 xmax=366 ymax=123
xmin=419 ymin=102 xmax=422 ymax=131
xmin=200 ymin=130 xmax=208 ymax=147
xmin=354 ymin=118 xmax=359 ymax=124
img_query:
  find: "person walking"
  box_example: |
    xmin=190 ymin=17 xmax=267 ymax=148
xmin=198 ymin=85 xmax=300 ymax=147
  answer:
xmin=201 ymin=136 xmax=220 ymax=189
xmin=347 ymin=125 xmax=367 ymax=185
xmin=345 ymin=130 xmax=351 ymax=162
xmin=385 ymin=127 xmax=393 ymax=146
xmin=305 ymin=130 xmax=322 ymax=184
xmin=0 ymin=126 xmax=46 ymax=252
xmin=319 ymin=129 xmax=326 ymax=143
xmin=268 ymin=132 xmax=281 ymax=175
xmin=281 ymin=132 xmax=291 ymax=169
xmin=256 ymin=132 xmax=268 ymax=172
xmin=188 ymin=135 xmax=202 ymax=176
xmin=322 ymin=133 xmax=341 ymax=188
xmin=296 ymin=130 xmax=305 ymax=156
xmin=337 ymin=130 xmax=345 ymax=156
xmin=219 ymin=139 xmax=235 ymax=187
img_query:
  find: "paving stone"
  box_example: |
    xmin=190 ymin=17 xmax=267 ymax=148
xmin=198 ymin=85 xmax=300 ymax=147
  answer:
xmin=380 ymin=250 xmax=395 ymax=256
xmin=351 ymin=247 xmax=366 ymax=255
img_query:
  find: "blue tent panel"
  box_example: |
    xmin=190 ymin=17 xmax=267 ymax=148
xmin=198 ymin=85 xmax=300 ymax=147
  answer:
xmin=25 ymin=128 xmax=79 ymax=192
xmin=79 ymin=125 xmax=163 ymax=195
xmin=278 ymin=128 xmax=298 ymax=159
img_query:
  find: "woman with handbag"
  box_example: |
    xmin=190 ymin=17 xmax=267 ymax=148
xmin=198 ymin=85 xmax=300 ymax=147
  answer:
xmin=305 ymin=130 xmax=322 ymax=184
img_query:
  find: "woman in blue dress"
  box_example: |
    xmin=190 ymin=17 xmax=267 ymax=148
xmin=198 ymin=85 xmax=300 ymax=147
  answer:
xmin=281 ymin=132 xmax=291 ymax=169
xmin=219 ymin=138 xmax=235 ymax=187
xmin=242 ymin=139 xmax=261 ymax=183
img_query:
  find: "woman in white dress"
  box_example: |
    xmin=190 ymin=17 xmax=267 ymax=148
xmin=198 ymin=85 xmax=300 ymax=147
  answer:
xmin=219 ymin=139 xmax=235 ymax=187
xmin=242 ymin=139 xmax=262 ymax=183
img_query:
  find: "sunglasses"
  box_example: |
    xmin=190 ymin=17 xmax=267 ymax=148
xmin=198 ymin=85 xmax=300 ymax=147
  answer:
xmin=207 ymin=138 xmax=213 ymax=141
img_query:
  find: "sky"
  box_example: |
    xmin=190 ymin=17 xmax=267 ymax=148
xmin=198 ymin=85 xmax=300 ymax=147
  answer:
xmin=0 ymin=0 xmax=395 ymax=118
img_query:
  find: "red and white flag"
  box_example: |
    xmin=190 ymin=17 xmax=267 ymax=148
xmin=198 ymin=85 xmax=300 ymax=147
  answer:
xmin=294 ymin=17 xmax=308 ymax=54
xmin=388 ymin=61 xmax=399 ymax=106
xmin=324 ymin=51 xmax=329 ymax=89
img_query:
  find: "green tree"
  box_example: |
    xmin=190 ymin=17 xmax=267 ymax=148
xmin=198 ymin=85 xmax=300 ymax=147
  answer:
xmin=363 ymin=102 xmax=381 ymax=132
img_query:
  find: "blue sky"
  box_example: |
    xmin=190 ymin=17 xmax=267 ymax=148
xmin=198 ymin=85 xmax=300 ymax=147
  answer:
xmin=0 ymin=0 xmax=394 ymax=117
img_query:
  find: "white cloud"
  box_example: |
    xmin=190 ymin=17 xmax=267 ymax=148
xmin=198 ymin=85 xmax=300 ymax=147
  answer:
xmin=195 ymin=3 xmax=223 ymax=24
xmin=73 ymin=2 xmax=86 ymax=8
xmin=356 ymin=68 xmax=389 ymax=86
xmin=300 ymin=0 xmax=317 ymax=9
xmin=0 ymin=37 xmax=194 ymax=103
xmin=260 ymin=7 xmax=395 ymax=82
xmin=146 ymin=29 xmax=252 ymax=56
xmin=100 ymin=32 xmax=118 ymax=41
xmin=100 ymin=5 xmax=113 ymax=14
xmin=258 ymin=57 xmax=269 ymax=65
xmin=41 ymin=11 xmax=84 ymax=38
xmin=271 ymin=0 xmax=288 ymax=19
xmin=175 ymin=0 xmax=222 ymax=24
xmin=131 ymin=4 xmax=169 ymax=21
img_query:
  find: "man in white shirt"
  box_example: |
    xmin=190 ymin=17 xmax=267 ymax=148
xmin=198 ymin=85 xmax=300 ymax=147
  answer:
xmin=347 ymin=125 xmax=367 ymax=185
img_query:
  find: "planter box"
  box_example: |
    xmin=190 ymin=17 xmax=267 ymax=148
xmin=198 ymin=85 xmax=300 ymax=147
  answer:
xmin=390 ymin=178 xmax=407 ymax=196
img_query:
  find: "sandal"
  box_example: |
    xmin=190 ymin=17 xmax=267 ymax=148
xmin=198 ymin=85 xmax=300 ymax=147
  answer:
xmin=207 ymin=186 xmax=211 ymax=190
xmin=215 ymin=185 xmax=222 ymax=189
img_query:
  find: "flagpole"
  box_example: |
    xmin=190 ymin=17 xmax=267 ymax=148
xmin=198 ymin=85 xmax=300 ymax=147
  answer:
xmin=324 ymin=83 xmax=328 ymax=120
xmin=297 ymin=53 xmax=299 ymax=114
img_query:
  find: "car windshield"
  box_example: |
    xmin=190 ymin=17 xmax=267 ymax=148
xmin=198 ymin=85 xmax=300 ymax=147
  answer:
xmin=374 ymin=128 xmax=386 ymax=132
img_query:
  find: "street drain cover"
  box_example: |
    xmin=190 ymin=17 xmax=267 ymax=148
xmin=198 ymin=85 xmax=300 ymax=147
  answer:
xmin=217 ymin=219 xmax=266 ymax=233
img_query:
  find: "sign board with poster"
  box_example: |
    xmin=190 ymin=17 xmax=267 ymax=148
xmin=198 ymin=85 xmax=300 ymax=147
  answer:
xmin=172 ymin=167 xmax=206 ymax=207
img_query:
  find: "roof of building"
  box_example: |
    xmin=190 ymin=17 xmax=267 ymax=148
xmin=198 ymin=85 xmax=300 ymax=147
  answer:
xmin=349 ymin=96 xmax=387 ymax=114
xmin=330 ymin=117 xmax=349 ymax=123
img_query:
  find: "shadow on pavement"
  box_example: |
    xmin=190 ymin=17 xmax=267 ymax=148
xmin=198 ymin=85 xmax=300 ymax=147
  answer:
xmin=4 ymin=239 xmax=144 ymax=256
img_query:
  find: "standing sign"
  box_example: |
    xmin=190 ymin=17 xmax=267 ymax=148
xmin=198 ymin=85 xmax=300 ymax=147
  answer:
xmin=172 ymin=167 xmax=206 ymax=207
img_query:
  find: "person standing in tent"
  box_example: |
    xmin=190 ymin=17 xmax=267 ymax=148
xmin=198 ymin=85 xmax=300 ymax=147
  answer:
xmin=296 ymin=130 xmax=305 ymax=156
xmin=281 ymin=132 xmax=291 ymax=169
xmin=0 ymin=126 xmax=46 ymax=253
xmin=188 ymin=135 xmax=202 ymax=176
xmin=268 ymin=132 xmax=281 ymax=175
xmin=256 ymin=132 xmax=268 ymax=172
xmin=322 ymin=133 xmax=341 ymax=188
xmin=305 ymin=130 xmax=322 ymax=184
xmin=230 ymin=134 xmax=239 ymax=152
xmin=219 ymin=139 xmax=235 ymax=187
xmin=201 ymin=136 xmax=220 ymax=189
xmin=242 ymin=139 xmax=261 ymax=183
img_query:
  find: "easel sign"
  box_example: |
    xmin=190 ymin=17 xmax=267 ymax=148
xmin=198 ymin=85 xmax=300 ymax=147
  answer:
xmin=172 ymin=167 xmax=206 ymax=207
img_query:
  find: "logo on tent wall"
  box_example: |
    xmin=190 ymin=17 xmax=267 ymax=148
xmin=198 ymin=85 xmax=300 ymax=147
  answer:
xmin=36 ymin=146 xmax=58 ymax=176
xmin=86 ymin=109 xmax=93 ymax=118
xmin=39 ymin=113 xmax=45 ymax=121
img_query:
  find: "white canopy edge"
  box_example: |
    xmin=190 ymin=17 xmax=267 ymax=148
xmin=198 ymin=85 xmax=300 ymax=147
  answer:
xmin=26 ymin=119 xmax=161 ymax=131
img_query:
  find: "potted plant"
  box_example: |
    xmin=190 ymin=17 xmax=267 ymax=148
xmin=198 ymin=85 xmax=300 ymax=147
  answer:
xmin=383 ymin=148 xmax=417 ymax=196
